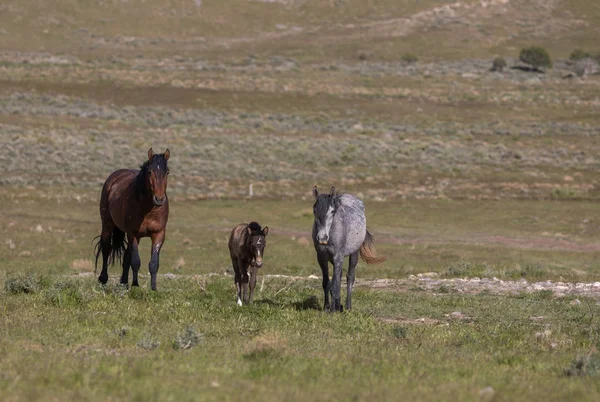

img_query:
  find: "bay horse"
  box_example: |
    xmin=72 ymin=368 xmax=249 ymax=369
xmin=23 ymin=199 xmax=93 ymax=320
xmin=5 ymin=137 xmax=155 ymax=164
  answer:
xmin=94 ymin=148 xmax=170 ymax=291
xmin=228 ymin=222 xmax=269 ymax=306
xmin=312 ymin=186 xmax=386 ymax=312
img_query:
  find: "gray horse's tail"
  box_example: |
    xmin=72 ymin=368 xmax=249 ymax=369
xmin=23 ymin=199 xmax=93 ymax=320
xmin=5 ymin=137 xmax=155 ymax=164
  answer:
xmin=360 ymin=230 xmax=387 ymax=264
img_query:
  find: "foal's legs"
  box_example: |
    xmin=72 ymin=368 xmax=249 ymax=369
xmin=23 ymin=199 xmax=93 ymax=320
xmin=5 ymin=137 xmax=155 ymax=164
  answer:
xmin=330 ymin=254 xmax=344 ymax=312
xmin=129 ymin=237 xmax=141 ymax=287
xmin=231 ymin=256 xmax=243 ymax=306
xmin=345 ymin=251 xmax=359 ymax=311
xmin=149 ymin=231 xmax=165 ymax=291
xmin=241 ymin=261 xmax=250 ymax=304
xmin=248 ymin=265 xmax=258 ymax=304
xmin=317 ymin=251 xmax=330 ymax=311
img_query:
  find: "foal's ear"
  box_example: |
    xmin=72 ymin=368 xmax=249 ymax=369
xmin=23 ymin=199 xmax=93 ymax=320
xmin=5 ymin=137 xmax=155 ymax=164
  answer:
xmin=262 ymin=226 xmax=269 ymax=236
xmin=164 ymin=149 xmax=170 ymax=161
xmin=313 ymin=186 xmax=319 ymax=199
xmin=148 ymin=147 xmax=154 ymax=160
xmin=247 ymin=226 xmax=253 ymax=236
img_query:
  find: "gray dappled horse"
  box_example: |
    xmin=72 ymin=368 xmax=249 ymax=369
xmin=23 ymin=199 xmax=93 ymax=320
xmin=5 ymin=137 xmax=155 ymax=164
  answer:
xmin=228 ymin=222 xmax=269 ymax=306
xmin=312 ymin=186 xmax=386 ymax=312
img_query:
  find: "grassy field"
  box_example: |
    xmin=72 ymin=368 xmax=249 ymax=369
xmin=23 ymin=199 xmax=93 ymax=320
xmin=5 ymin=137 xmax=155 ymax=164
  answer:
xmin=1 ymin=0 xmax=600 ymax=400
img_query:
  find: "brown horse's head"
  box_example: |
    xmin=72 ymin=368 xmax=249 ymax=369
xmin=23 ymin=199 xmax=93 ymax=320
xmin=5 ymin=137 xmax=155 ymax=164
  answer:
xmin=141 ymin=148 xmax=170 ymax=206
xmin=247 ymin=222 xmax=269 ymax=267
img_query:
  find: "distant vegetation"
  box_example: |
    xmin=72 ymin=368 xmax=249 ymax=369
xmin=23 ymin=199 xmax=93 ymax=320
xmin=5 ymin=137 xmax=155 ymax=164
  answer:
xmin=569 ymin=49 xmax=592 ymax=62
xmin=491 ymin=56 xmax=507 ymax=72
xmin=401 ymin=53 xmax=419 ymax=64
xmin=519 ymin=46 xmax=553 ymax=71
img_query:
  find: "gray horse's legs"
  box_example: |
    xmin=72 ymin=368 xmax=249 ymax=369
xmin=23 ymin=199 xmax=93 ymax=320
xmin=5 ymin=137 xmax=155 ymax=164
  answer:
xmin=317 ymin=252 xmax=330 ymax=311
xmin=346 ymin=251 xmax=359 ymax=311
xmin=330 ymin=254 xmax=344 ymax=312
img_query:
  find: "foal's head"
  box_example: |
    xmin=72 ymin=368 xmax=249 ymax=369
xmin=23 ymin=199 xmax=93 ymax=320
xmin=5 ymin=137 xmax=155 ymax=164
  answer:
xmin=312 ymin=186 xmax=339 ymax=245
xmin=247 ymin=222 xmax=269 ymax=267
xmin=141 ymin=148 xmax=170 ymax=206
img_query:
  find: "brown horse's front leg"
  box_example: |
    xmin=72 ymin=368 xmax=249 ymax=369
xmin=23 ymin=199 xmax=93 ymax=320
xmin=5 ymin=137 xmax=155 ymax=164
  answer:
xmin=129 ymin=236 xmax=141 ymax=287
xmin=149 ymin=231 xmax=165 ymax=291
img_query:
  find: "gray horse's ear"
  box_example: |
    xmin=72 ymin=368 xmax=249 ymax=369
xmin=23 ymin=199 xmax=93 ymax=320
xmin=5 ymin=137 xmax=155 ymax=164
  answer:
xmin=329 ymin=186 xmax=336 ymax=197
xmin=313 ymin=186 xmax=319 ymax=199
xmin=148 ymin=147 xmax=154 ymax=160
xmin=262 ymin=226 xmax=269 ymax=236
xmin=164 ymin=149 xmax=170 ymax=160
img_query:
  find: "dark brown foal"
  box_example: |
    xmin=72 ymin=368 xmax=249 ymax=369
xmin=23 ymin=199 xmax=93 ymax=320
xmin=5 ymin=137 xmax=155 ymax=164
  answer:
xmin=228 ymin=222 xmax=269 ymax=305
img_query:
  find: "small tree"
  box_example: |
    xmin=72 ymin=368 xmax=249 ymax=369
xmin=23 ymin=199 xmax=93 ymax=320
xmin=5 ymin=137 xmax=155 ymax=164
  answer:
xmin=401 ymin=53 xmax=418 ymax=64
xmin=519 ymin=46 xmax=552 ymax=71
xmin=491 ymin=56 xmax=507 ymax=72
xmin=570 ymin=49 xmax=591 ymax=62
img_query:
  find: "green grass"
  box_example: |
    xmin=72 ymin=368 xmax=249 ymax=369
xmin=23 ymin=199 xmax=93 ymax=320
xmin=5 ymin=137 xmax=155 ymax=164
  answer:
xmin=1 ymin=0 xmax=599 ymax=399
xmin=1 ymin=275 xmax=600 ymax=401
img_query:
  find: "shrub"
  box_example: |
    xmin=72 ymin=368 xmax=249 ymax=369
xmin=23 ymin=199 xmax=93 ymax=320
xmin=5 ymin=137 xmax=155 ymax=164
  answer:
xmin=565 ymin=352 xmax=600 ymax=377
xmin=173 ymin=326 xmax=204 ymax=350
xmin=138 ymin=335 xmax=161 ymax=350
xmin=45 ymin=281 xmax=87 ymax=306
xmin=569 ymin=49 xmax=591 ymax=62
xmin=392 ymin=326 xmax=408 ymax=339
xmin=401 ymin=53 xmax=418 ymax=64
xmin=519 ymin=46 xmax=553 ymax=70
xmin=4 ymin=273 xmax=51 ymax=294
xmin=491 ymin=57 xmax=507 ymax=72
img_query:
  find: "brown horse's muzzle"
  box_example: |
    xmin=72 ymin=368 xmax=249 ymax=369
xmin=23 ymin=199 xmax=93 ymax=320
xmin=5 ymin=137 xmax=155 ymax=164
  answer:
xmin=252 ymin=258 xmax=263 ymax=268
xmin=153 ymin=195 xmax=166 ymax=206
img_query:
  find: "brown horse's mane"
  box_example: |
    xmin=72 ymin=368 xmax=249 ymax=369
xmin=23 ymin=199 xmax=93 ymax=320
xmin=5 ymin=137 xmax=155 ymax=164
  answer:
xmin=135 ymin=153 xmax=169 ymax=198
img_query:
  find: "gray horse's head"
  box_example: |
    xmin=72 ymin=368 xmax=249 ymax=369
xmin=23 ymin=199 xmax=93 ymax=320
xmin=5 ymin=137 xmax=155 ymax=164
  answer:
xmin=312 ymin=186 xmax=340 ymax=245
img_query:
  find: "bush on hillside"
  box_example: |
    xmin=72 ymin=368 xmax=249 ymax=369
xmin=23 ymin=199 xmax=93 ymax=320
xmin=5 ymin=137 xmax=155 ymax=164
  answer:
xmin=491 ymin=57 xmax=507 ymax=72
xmin=569 ymin=49 xmax=591 ymax=62
xmin=519 ymin=46 xmax=552 ymax=71
xmin=401 ymin=53 xmax=418 ymax=64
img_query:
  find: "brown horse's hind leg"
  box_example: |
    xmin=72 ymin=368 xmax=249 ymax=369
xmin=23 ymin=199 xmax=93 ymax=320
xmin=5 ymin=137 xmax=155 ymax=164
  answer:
xmin=120 ymin=234 xmax=134 ymax=286
xmin=98 ymin=226 xmax=112 ymax=285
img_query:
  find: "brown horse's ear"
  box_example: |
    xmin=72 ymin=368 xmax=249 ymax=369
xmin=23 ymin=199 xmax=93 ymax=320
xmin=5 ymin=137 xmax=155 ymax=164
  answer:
xmin=313 ymin=186 xmax=319 ymax=199
xmin=164 ymin=149 xmax=170 ymax=161
xmin=262 ymin=226 xmax=269 ymax=236
xmin=247 ymin=226 xmax=252 ymax=236
xmin=148 ymin=147 xmax=154 ymax=160
xmin=329 ymin=186 xmax=336 ymax=197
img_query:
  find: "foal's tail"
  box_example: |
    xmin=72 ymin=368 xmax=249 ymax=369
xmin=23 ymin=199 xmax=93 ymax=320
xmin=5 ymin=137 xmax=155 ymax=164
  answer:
xmin=93 ymin=228 xmax=127 ymax=274
xmin=360 ymin=230 xmax=387 ymax=265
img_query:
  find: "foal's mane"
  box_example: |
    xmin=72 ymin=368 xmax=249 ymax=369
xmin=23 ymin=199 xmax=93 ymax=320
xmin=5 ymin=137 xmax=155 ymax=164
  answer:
xmin=135 ymin=153 xmax=169 ymax=197
xmin=248 ymin=222 xmax=263 ymax=235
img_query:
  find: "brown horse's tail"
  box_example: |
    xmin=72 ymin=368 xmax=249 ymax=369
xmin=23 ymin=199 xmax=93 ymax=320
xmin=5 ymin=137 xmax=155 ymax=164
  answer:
xmin=359 ymin=230 xmax=387 ymax=265
xmin=93 ymin=228 xmax=127 ymax=274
